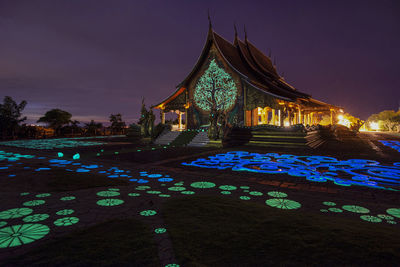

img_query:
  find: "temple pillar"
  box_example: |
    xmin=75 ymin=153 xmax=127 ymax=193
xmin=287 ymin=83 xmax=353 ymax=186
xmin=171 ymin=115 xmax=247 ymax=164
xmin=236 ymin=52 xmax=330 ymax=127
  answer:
xmin=161 ymin=110 xmax=165 ymax=124
xmin=330 ymin=109 xmax=333 ymax=125
xmin=298 ymin=109 xmax=302 ymax=124
xmin=178 ymin=111 xmax=182 ymax=130
xmin=185 ymin=107 xmax=188 ymax=129
xmin=278 ymin=110 xmax=282 ymax=126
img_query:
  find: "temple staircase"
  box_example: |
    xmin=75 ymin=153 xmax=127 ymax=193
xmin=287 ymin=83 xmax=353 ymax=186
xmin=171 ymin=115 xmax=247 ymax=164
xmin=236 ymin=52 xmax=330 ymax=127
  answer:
xmin=154 ymin=131 xmax=181 ymax=145
xmin=248 ymin=128 xmax=307 ymax=148
xmin=187 ymin=131 xmax=210 ymax=147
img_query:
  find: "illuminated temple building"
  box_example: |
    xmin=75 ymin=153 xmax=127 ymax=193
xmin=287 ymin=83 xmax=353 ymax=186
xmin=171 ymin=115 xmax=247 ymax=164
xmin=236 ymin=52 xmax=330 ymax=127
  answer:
xmin=153 ymin=23 xmax=341 ymax=130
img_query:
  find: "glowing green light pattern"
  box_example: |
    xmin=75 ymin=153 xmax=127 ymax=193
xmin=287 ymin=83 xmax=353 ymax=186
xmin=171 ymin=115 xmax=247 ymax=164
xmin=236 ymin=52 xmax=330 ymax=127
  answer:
xmin=193 ymin=58 xmax=238 ymax=112
xmin=20 ymin=192 xmax=29 ymax=196
xmin=267 ymin=191 xmax=288 ymax=198
xmin=249 ymin=191 xmax=263 ymax=196
xmin=240 ymin=186 xmax=250 ymax=189
xmin=36 ymin=193 xmax=51 ymax=198
xmin=147 ymin=191 xmax=162 ymax=194
xmin=96 ymin=191 xmax=120 ymax=197
xmin=0 ymin=224 xmax=50 ymax=248
xmin=96 ymin=199 xmax=124 ymax=207
xmin=387 ymin=220 xmax=397 ymax=224
xmin=386 ymin=208 xmax=400 ymax=218
xmin=328 ymin=208 xmax=343 ymax=213
xmin=220 ymin=191 xmax=231 ymax=195
xmin=56 ymin=209 xmax=74 ymax=216
xmin=377 ymin=214 xmax=394 ymax=220
xmin=168 ymin=187 xmax=186 ymax=191
xmin=108 ymin=188 xmax=120 ymax=191
xmin=181 ymin=191 xmax=195 ymax=195
xmin=23 ymin=200 xmax=45 ymax=207
xmin=60 ymin=196 xmax=76 ymax=201
xmin=22 ymin=214 xmax=49 ymax=223
xmin=322 ymin=201 xmax=336 ymax=206
xmin=360 ymin=215 xmax=382 ymax=223
xmin=240 ymin=196 xmax=251 ymax=200
xmin=0 ymin=221 xmax=7 ymax=228
xmin=128 ymin=193 xmax=141 ymax=197
xmin=159 ymin=194 xmax=171 ymax=198
xmin=243 ymin=190 xmax=249 ymax=193
xmin=165 ymin=263 xmax=180 ymax=267
xmin=320 ymin=209 xmax=328 ymax=212
xmin=73 ymin=153 xmax=80 ymax=160
xmin=136 ymin=186 xmax=151 ymax=190
xmin=219 ymin=185 xmax=237 ymax=191
xmin=174 ymin=183 xmax=184 ymax=186
xmin=190 ymin=182 xmax=216 ymax=189
xmin=0 ymin=208 xmax=33 ymax=219
xmin=342 ymin=205 xmax=370 ymax=214
xmin=54 ymin=217 xmax=79 ymax=226
xmin=266 ymin=198 xmax=301 ymax=210
xmin=140 ymin=210 xmax=157 ymax=216
xmin=155 ymin=228 xmax=167 ymax=234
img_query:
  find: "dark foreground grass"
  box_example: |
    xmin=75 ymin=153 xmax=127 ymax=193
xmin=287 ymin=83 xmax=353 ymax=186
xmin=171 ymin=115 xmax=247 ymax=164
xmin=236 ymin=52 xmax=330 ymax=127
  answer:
xmin=0 ymin=169 xmax=129 ymax=192
xmin=163 ymin=196 xmax=400 ymax=267
xmin=4 ymin=219 xmax=159 ymax=266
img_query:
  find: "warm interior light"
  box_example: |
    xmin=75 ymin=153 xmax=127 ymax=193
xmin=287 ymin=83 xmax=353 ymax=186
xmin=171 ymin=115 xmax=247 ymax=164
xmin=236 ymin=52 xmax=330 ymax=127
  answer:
xmin=370 ymin=121 xmax=379 ymax=130
xmin=284 ymin=121 xmax=290 ymax=127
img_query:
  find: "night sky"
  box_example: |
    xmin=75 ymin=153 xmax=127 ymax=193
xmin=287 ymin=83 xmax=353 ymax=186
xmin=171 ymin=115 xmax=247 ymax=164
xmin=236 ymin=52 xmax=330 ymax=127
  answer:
xmin=1 ymin=0 xmax=399 ymax=124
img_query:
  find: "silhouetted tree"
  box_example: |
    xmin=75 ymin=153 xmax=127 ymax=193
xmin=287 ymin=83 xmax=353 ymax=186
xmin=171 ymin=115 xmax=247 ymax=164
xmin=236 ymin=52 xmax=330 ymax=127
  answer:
xmin=109 ymin=113 xmax=126 ymax=134
xmin=37 ymin=109 xmax=72 ymax=136
xmin=0 ymin=96 xmax=27 ymax=139
xmin=85 ymin=120 xmax=103 ymax=136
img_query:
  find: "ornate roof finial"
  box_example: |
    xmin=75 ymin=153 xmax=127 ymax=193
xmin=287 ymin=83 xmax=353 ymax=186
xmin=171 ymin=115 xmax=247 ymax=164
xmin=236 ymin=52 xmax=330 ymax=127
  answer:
xmin=244 ymin=24 xmax=248 ymax=40
xmin=207 ymin=9 xmax=212 ymax=29
xmin=234 ymin=22 xmax=238 ymax=39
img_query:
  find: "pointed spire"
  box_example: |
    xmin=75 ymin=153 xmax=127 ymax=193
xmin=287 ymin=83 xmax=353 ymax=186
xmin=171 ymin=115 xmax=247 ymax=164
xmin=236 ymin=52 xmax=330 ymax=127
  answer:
xmin=244 ymin=24 xmax=248 ymax=40
xmin=207 ymin=9 xmax=212 ymax=29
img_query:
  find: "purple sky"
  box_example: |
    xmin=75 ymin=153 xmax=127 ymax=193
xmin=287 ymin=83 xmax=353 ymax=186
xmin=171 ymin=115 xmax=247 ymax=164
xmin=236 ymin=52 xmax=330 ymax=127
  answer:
xmin=0 ymin=0 xmax=399 ymax=124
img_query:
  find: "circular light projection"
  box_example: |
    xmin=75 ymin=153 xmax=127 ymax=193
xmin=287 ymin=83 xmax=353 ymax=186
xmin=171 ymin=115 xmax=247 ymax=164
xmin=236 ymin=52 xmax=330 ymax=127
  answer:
xmin=0 ymin=221 xmax=7 ymax=228
xmin=56 ymin=209 xmax=74 ymax=216
xmin=377 ymin=214 xmax=394 ymax=220
xmin=97 ymin=199 xmax=124 ymax=207
xmin=387 ymin=220 xmax=397 ymax=224
xmin=165 ymin=264 xmax=180 ymax=267
xmin=159 ymin=194 xmax=171 ymax=198
xmin=0 ymin=224 xmax=50 ymax=248
xmin=360 ymin=215 xmax=382 ymax=223
xmin=96 ymin=191 xmax=120 ymax=197
xmin=266 ymin=198 xmax=301 ymax=210
xmin=181 ymin=191 xmax=195 ymax=195
xmin=328 ymin=208 xmax=343 ymax=213
xmin=386 ymin=208 xmax=400 ymax=218
xmin=322 ymin=201 xmax=336 ymax=206
xmin=240 ymin=186 xmax=250 ymax=189
xmin=128 ymin=193 xmax=141 ymax=197
xmin=342 ymin=205 xmax=370 ymax=214
xmin=22 ymin=214 xmax=49 ymax=223
xmin=60 ymin=196 xmax=76 ymax=201
xmin=220 ymin=191 xmax=231 ymax=195
xmin=267 ymin=191 xmax=288 ymax=198
xmin=54 ymin=217 xmax=79 ymax=226
xmin=154 ymin=228 xmax=167 ymax=234
xmin=219 ymin=185 xmax=237 ymax=191
xmin=249 ymin=191 xmax=263 ymax=196
xmin=148 ymin=174 xmax=162 ymax=178
xmin=190 ymin=182 xmax=216 ymax=189
xmin=0 ymin=208 xmax=33 ymax=219
xmin=35 ymin=193 xmax=51 ymax=198
xmin=108 ymin=188 xmax=120 ymax=191
xmin=20 ymin=192 xmax=29 ymax=196
xmin=136 ymin=186 xmax=151 ymax=190
xmin=168 ymin=187 xmax=186 ymax=191
xmin=23 ymin=200 xmax=45 ymax=207
xmin=239 ymin=196 xmax=251 ymax=200
xmin=140 ymin=210 xmax=157 ymax=216
xmin=147 ymin=191 xmax=161 ymax=195
xmin=320 ymin=209 xmax=328 ymax=212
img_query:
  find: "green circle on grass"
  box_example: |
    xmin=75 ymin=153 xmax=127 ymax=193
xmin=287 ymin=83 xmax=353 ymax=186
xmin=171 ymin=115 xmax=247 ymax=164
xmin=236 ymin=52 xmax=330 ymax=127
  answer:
xmin=35 ymin=193 xmax=51 ymax=198
xmin=147 ymin=191 xmax=161 ymax=194
xmin=267 ymin=191 xmax=288 ymax=198
xmin=266 ymin=198 xmax=301 ymax=210
xmin=22 ymin=214 xmax=49 ymax=223
xmin=159 ymin=194 xmax=171 ymax=198
xmin=54 ymin=217 xmax=79 ymax=226
xmin=140 ymin=210 xmax=157 ymax=216
xmin=360 ymin=215 xmax=382 ymax=223
xmin=328 ymin=208 xmax=343 ymax=213
xmin=0 ymin=208 xmax=33 ymax=219
xmin=322 ymin=201 xmax=336 ymax=206
xmin=60 ymin=196 xmax=76 ymax=201
xmin=181 ymin=191 xmax=195 ymax=195
xmin=97 ymin=191 xmax=120 ymax=197
xmin=108 ymin=188 xmax=120 ymax=191
xmin=136 ymin=186 xmax=151 ymax=190
xmin=56 ymin=209 xmax=74 ymax=216
xmin=23 ymin=200 xmax=45 ymax=207
xmin=249 ymin=191 xmax=263 ymax=196
xmin=219 ymin=185 xmax=237 ymax=191
xmin=239 ymin=196 xmax=251 ymax=200
xmin=155 ymin=228 xmax=167 ymax=234
xmin=96 ymin=199 xmax=124 ymax=207
xmin=128 ymin=193 xmax=141 ymax=197
xmin=342 ymin=205 xmax=370 ymax=214
xmin=387 ymin=220 xmax=397 ymax=225
xmin=320 ymin=209 xmax=328 ymax=212
xmin=168 ymin=187 xmax=186 ymax=191
xmin=190 ymin=182 xmax=216 ymax=189
xmin=386 ymin=208 xmax=400 ymax=218
xmin=20 ymin=192 xmax=30 ymax=196
xmin=0 ymin=224 xmax=50 ymax=248
xmin=220 ymin=191 xmax=231 ymax=195
xmin=377 ymin=214 xmax=394 ymax=220
xmin=0 ymin=221 xmax=7 ymax=228
xmin=240 ymin=186 xmax=250 ymax=189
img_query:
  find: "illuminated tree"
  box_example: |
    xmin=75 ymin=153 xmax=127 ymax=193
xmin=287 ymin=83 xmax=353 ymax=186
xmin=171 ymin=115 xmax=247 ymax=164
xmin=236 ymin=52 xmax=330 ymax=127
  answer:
xmin=367 ymin=110 xmax=400 ymax=131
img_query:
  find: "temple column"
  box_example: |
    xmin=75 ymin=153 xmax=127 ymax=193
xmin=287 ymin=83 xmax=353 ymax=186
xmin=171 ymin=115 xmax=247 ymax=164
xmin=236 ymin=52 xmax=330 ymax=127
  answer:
xmin=330 ymin=109 xmax=333 ymax=125
xmin=272 ymin=109 xmax=276 ymax=125
xmin=178 ymin=111 xmax=182 ymax=130
xmin=278 ymin=110 xmax=282 ymax=126
xmin=298 ymin=109 xmax=301 ymax=124
xmin=185 ymin=108 xmax=188 ymax=130
xmin=161 ymin=110 xmax=165 ymax=124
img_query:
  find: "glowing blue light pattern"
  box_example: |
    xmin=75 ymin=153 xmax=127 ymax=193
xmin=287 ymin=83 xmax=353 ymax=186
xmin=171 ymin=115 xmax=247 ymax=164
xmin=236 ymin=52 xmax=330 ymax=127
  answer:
xmin=182 ymin=151 xmax=400 ymax=190
xmin=379 ymin=140 xmax=400 ymax=153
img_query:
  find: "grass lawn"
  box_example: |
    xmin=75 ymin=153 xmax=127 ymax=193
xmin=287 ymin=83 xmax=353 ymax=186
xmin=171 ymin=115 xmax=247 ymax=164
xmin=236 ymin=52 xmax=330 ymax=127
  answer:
xmin=4 ymin=219 xmax=159 ymax=266
xmin=0 ymin=169 xmax=129 ymax=192
xmin=163 ymin=196 xmax=400 ymax=266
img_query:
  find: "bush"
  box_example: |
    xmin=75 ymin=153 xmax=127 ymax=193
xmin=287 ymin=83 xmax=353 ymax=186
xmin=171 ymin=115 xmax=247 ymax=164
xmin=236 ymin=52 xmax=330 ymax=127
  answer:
xmin=152 ymin=123 xmax=171 ymax=140
xmin=126 ymin=123 xmax=141 ymax=138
